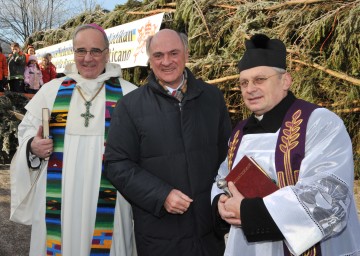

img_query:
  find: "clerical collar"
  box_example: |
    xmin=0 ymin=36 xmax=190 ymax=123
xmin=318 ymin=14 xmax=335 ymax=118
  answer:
xmin=243 ymin=91 xmax=297 ymax=134
xmin=77 ymin=69 xmax=106 ymax=76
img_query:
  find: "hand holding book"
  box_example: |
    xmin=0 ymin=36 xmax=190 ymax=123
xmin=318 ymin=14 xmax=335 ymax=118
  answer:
xmin=217 ymin=155 xmax=278 ymax=198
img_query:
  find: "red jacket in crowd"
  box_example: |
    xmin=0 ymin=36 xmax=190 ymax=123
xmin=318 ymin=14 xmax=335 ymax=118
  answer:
xmin=0 ymin=52 xmax=8 ymax=80
xmin=40 ymin=62 xmax=57 ymax=83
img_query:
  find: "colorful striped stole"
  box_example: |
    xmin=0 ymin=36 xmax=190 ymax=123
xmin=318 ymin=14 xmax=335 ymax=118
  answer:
xmin=45 ymin=77 xmax=123 ymax=255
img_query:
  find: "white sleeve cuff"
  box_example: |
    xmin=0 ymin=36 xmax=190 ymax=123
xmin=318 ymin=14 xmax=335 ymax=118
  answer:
xmin=28 ymin=151 xmax=41 ymax=169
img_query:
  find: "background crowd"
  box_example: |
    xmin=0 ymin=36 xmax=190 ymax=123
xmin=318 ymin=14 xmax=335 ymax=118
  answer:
xmin=0 ymin=43 xmax=57 ymax=94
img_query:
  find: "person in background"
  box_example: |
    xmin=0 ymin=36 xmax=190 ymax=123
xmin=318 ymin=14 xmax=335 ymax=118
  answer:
xmin=104 ymin=29 xmax=232 ymax=256
xmin=25 ymin=45 xmax=36 ymax=64
xmin=39 ymin=55 xmax=56 ymax=83
xmin=7 ymin=42 xmax=26 ymax=92
xmin=24 ymin=55 xmax=43 ymax=94
xmin=10 ymin=23 xmax=137 ymax=256
xmin=211 ymin=33 xmax=360 ymax=256
xmin=44 ymin=53 xmax=57 ymax=77
xmin=0 ymin=46 xmax=8 ymax=92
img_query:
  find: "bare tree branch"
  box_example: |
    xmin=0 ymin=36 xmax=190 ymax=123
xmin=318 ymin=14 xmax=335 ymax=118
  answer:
xmin=0 ymin=0 xmax=74 ymax=44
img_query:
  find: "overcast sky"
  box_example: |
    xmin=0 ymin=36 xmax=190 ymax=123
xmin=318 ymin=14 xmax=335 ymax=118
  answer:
xmin=97 ymin=0 xmax=127 ymax=11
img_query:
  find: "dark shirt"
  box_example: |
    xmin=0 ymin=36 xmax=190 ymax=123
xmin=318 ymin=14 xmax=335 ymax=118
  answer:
xmin=243 ymin=91 xmax=296 ymax=134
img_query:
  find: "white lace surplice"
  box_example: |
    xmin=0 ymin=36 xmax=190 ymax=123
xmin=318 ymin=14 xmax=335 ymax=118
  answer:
xmin=211 ymin=108 xmax=360 ymax=256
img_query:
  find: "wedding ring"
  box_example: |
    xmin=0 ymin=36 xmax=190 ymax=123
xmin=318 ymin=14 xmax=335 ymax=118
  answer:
xmin=47 ymin=150 xmax=51 ymax=154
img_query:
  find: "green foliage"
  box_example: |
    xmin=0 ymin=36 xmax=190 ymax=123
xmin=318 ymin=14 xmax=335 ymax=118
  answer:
xmin=22 ymin=0 xmax=360 ymax=177
xmin=0 ymin=92 xmax=29 ymax=164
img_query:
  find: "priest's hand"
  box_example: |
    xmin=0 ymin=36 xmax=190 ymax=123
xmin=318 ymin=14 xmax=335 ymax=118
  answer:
xmin=218 ymin=192 xmax=240 ymax=226
xmin=223 ymin=182 xmax=244 ymax=226
xmin=31 ymin=126 xmax=53 ymax=159
xmin=164 ymin=189 xmax=193 ymax=215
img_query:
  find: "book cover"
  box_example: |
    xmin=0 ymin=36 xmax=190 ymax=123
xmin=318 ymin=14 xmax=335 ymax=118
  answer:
xmin=42 ymin=108 xmax=50 ymax=139
xmin=225 ymin=155 xmax=278 ymax=198
xmin=42 ymin=108 xmax=50 ymax=160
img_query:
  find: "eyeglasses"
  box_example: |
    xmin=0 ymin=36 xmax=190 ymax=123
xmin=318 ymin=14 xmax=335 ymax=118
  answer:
xmin=74 ymin=48 xmax=108 ymax=57
xmin=239 ymin=73 xmax=282 ymax=89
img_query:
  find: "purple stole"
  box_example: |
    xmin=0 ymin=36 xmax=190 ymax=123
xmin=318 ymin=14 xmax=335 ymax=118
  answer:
xmin=227 ymin=99 xmax=321 ymax=256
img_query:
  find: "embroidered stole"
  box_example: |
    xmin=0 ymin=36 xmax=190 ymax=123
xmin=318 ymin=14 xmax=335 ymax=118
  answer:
xmin=227 ymin=99 xmax=321 ymax=256
xmin=45 ymin=77 xmax=123 ymax=255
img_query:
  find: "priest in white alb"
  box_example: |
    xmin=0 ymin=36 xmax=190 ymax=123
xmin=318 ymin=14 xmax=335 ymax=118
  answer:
xmin=211 ymin=34 xmax=360 ymax=256
xmin=10 ymin=24 xmax=138 ymax=256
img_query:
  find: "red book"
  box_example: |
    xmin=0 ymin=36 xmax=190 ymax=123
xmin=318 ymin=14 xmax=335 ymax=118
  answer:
xmin=225 ymin=155 xmax=278 ymax=198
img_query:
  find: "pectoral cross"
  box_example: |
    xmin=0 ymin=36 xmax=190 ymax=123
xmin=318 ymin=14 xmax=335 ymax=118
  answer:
xmin=81 ymin=101 xmax=94 ymax=127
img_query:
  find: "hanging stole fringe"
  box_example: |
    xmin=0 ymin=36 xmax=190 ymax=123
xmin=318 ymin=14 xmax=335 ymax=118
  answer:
xmin=45 ymin=77 xmax=123 ymax=256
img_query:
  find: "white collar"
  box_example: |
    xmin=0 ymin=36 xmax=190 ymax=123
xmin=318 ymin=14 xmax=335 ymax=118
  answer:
xmin=165 ymin=74 xmax=185 ymax=93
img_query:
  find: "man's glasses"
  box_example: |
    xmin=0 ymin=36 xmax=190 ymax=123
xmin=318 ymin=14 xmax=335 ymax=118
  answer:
xmin=74 ymin=48 xmax=108 ymax=57
xmin=239 ymin=73 xmax=282 ymax=89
